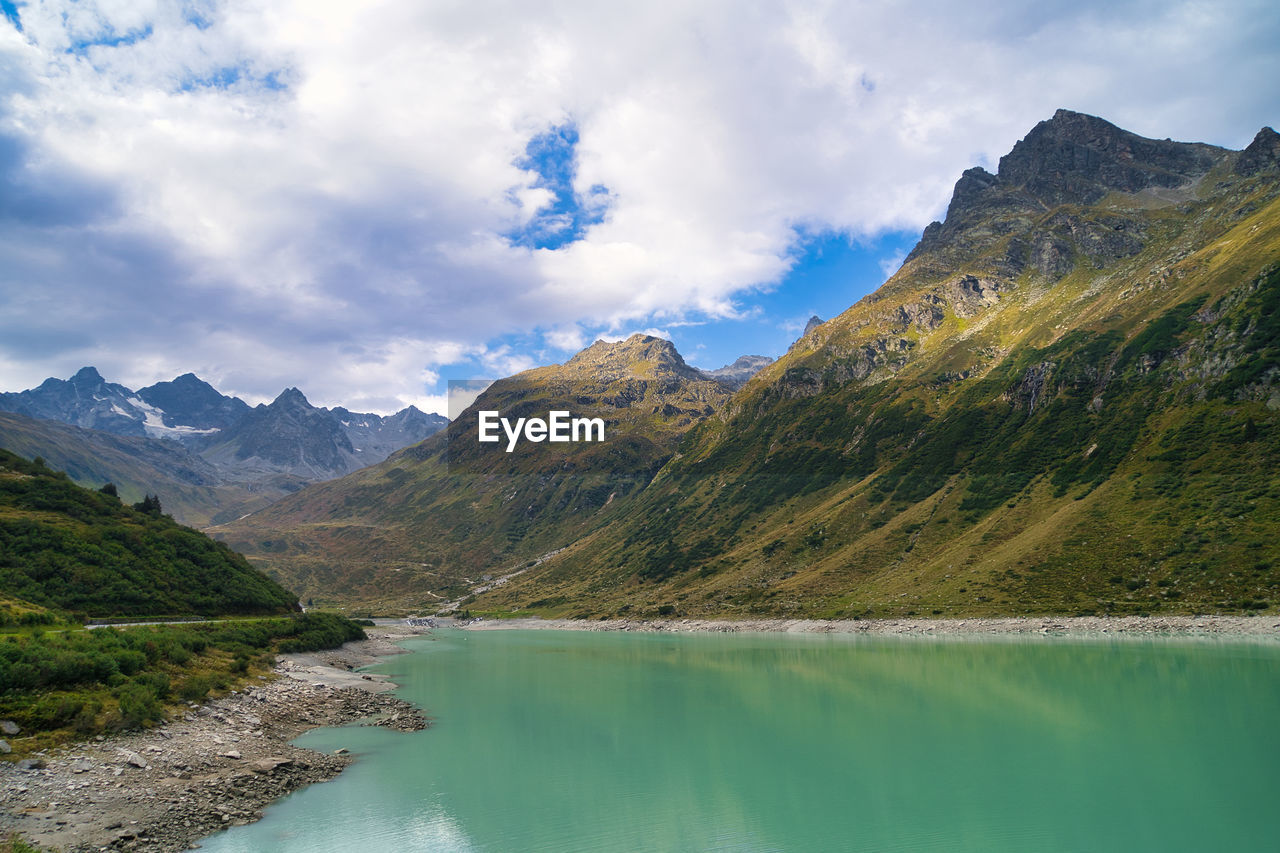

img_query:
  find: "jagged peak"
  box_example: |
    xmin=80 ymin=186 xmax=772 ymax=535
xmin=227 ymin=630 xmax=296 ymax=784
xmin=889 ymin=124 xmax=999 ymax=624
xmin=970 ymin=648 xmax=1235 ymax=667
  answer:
xmin=569 ymin=333 xmax=684 ymax=365
xmin=996 ymin=108 xmax=1227 ymax=205
xmin=716 ymin=354 xmax=773 ymax=371
xmin=1236 ymin=126 xmax=1280 ymax=176
xmin=803 ymin=316 xmax=825 ymax=336
xmin=271 ymin=387 xmax=312 ymax=408
xmin=70 ymin=366 xmax=105 ymax=383
xmin=941 ymin=166 xmax=1000 ymax=221
xmin=528 ymin=333 xmax=709 ymax=384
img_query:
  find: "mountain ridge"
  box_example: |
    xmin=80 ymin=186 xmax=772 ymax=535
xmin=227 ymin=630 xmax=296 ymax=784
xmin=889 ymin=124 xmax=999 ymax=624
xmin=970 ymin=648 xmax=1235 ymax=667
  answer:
xmin=0 ymin=370 xmax=448 ymax=524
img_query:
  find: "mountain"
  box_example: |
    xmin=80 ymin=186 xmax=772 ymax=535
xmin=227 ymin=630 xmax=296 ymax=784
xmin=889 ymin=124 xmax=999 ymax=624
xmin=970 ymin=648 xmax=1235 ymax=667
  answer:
xmin=201 ymin=387 xmax=360 ymax=479
xmin=136 ymin=372 xmax=251 ymax=433
xmin=701 ymin=355 xmax=774 ymax=389
xmin=460 ymin=110 xmax=1280 ymax=620
xmin=221 ymin=110 xmax=1280 ymax=619
xmin=0 ymin=448 xmax=299 ymax=618
xmin=213 ymin=334 xmax=733 ymax=609
xmin=0 ymin=411 xmax=308 ymax=527
xmin=0 ymin=371 xmax=448 ymax=524
xmin=0 ymin=367 xmax=156 ymax=438
xmin=331 ymin=404 xmax=447 ymax=460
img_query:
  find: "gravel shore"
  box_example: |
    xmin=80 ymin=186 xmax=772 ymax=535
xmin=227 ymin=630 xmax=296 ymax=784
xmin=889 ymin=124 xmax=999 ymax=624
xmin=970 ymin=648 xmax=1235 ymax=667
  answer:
xmin=0 ymin=625 xmax=429 ymax=852
xmin=460 ymin=613 xmax=1280 ymax=637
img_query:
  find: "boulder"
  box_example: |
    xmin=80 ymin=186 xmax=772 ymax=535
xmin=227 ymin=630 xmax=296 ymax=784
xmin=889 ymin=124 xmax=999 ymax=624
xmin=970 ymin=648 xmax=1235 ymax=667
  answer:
xmin=250 ymin=757 xmax=293 ymax=774
xmin=119 ymin=750 xmax=148 ymax=768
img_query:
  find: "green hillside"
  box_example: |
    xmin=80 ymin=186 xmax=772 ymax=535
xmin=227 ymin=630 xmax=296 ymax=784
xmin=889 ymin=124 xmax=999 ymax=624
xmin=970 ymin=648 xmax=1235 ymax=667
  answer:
xmin=0 ymin=449 xmax=298 ymax=619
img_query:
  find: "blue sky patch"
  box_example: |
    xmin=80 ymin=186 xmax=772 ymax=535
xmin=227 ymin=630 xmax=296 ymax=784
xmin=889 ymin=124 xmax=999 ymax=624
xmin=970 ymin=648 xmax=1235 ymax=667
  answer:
xmin=0 ymin=0 xmax=21 ymax=32
xmin=508 ymin=122 xmax=611 ymax=250
xmin=176 ymin=65 xmax=289 ymax=93
xmin=663 ymin=228 xmax=922 ymax=370
xmin=183 ymin=4 xmax=214 ymax=31
xmin=66 ymin=24 xmax=154 ymax=56
xmin=431 ymin=226 xmax=923 ymax=395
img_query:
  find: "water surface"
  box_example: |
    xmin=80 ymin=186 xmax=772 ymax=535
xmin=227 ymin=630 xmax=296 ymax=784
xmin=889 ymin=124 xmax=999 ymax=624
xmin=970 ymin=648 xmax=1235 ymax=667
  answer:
xmin=199 ymin=629 xmax=1280 ymax=852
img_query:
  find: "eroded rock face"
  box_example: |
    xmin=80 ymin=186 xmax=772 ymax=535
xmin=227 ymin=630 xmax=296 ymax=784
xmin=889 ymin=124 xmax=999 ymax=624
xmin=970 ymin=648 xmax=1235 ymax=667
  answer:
xmin=943 ymin=276 xmax=1006 ymax=319
xmin=777 ymin=336 xmax=916 ymax=398
xmin=1005 ymin=361 xmax=1057 ymax=412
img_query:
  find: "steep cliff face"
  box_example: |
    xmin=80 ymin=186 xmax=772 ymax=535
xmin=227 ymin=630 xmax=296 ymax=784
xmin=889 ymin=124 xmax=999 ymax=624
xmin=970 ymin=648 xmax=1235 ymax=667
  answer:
xmin=467 ymin=111 xmax=1280 ymax=620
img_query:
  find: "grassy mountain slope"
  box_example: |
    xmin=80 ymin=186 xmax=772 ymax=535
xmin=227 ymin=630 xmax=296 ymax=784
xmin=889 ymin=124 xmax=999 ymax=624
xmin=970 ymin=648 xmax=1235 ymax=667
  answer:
xmin=0 ymin=449 xmax=299 ymax=618
xmin=469 ymin=115 xmax=1280 ymax=619
xmin=213 ymin=335 xmax=733 ymax=610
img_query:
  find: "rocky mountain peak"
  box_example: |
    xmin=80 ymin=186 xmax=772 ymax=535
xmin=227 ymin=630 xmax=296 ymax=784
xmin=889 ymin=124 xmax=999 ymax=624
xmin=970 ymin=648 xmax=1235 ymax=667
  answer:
xmin=70 ymin=366 xmax=105 ymax=385
xmin=270 ymin=387 xmax=312 ymax=409
xmin=944 ymin=166 xmax=1000 ymax=220
xmin=701 ymin=354 xmax=774 ymax=390
xmin=996 ymin=108 xmax=1227 ymax=205
xmin=137 ymin=372 xmax=249 ymax=433
xmin=803 ymin=316 xmax=825 ymax=336
xmin=907 ymin=110 xmax=1239 ymax=267
xmin=564 ymin=334 xmax=703 ymax=381
xmin=1236 ymin=126 xmax=1280 ymax=176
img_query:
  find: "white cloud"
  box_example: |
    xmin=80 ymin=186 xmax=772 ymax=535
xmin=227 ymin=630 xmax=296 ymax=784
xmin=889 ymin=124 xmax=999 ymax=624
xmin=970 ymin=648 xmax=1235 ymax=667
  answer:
xmin=596 ymin=327 xmax=672 ymax=344
xmin=879 ymin=249 xmax=907 ymax=279
xmin=543 ymin=324 xmax=586 ymax=352
xmin=0 ymin=0 xmax=1275 ymax=411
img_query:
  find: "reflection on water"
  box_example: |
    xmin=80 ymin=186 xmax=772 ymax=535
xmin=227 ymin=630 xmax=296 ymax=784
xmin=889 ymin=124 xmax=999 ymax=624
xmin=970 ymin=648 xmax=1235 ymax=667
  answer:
xmin=200 ymin=631 xmax=1280 ymax=852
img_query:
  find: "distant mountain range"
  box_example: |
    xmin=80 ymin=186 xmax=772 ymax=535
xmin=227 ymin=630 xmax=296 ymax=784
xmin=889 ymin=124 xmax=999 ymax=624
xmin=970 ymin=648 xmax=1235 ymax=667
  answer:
xmin=216 ymin=110 xmax=1280 ymax=619
xmin=0 ymin=369 xmax=448 ymax=525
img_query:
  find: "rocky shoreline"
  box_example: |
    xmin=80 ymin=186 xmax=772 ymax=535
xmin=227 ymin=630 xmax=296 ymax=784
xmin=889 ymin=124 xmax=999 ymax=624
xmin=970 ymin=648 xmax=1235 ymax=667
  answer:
xmin=0 ymin=625 xmax=429 ymax=852
xmin=460 ymin=613 xmax=1280 ymax=637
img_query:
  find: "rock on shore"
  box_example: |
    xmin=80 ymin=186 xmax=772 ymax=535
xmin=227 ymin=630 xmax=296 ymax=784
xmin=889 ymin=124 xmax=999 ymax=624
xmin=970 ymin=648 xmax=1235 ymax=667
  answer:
xmin=0 ymin=628 xmax=428 ymax=852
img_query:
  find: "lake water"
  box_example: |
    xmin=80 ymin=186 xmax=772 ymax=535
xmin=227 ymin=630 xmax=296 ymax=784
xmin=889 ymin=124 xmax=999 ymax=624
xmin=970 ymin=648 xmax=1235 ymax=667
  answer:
xmin=198 ymin=629 xmax=1280 ymax=852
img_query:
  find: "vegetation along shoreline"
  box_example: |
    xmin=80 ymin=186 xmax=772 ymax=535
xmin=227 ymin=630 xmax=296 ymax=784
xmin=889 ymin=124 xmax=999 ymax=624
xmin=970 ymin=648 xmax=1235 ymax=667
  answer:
xmin=0 ymin=625 xmax=427 ymax=853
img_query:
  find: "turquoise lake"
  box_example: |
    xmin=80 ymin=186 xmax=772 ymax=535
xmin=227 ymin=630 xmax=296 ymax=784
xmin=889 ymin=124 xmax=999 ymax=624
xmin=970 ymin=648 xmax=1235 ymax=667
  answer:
xmin=198 ymin=629 xmax=1280 ymax=852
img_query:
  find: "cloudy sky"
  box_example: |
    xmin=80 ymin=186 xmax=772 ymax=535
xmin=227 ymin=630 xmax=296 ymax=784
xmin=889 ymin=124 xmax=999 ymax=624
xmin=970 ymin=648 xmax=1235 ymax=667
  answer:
xmin=1 ymin=0 xmax=1276 ymax=415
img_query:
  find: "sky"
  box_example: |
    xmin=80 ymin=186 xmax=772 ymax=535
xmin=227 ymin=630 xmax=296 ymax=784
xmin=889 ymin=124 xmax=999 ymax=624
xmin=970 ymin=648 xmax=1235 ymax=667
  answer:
xmin=0 ymin=1 xmax=1276 ymax=416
